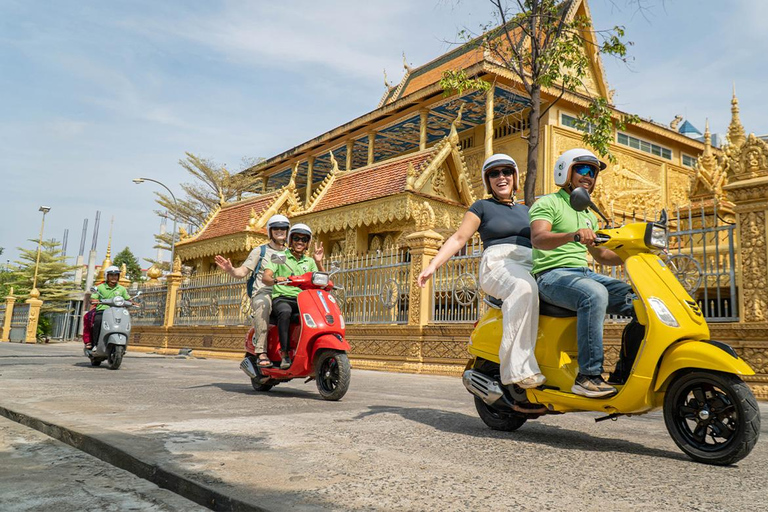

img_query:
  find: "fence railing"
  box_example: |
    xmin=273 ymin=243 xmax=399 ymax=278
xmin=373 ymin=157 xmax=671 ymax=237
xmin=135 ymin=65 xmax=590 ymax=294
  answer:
xmin=10 ymin=303 xmax=30 ymax=342
xmin=133 ymin=282 xmax=168 ymax=326
xmin=328 ymin=249 xmax=411 ymax=325
xmin=174 ymin=272 xmax=250 ymax=326
xmin=432 ymin=238 xmax=485 ymax=323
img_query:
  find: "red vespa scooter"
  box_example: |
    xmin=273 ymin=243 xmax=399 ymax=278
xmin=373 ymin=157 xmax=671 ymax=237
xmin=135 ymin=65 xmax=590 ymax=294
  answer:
xmin=241 ymin=269 xmax=352 ymax=401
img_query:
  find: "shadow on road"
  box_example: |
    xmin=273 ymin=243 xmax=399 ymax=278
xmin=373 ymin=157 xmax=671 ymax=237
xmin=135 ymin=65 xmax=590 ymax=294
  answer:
xmin=186 ymin=382 xmax=325 ymax=401
xmin=354 ymin=405 xmax=686 ymax=461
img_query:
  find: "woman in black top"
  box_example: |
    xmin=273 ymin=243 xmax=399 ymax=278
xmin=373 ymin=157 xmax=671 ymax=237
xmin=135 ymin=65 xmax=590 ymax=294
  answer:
xmin=417 ymin=154 xmax=543 ymax=388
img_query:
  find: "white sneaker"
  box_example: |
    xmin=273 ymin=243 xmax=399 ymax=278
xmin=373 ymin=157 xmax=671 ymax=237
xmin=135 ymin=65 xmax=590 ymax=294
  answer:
xmin=516 ymin=373 xmax=546 ymax=389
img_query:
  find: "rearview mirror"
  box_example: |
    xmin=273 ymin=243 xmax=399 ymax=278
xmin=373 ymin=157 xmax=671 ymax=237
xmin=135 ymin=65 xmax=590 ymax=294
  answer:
xmin=270 ymin=253 xmax=286 ymax=265
xmin=569 ymin=187 xmax=592 ymax=212
xmin=89 ymin=286 xmax=98 ymax=294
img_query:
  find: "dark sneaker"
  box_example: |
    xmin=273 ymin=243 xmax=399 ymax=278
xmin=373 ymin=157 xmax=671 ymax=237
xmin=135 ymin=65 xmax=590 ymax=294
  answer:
xmin=571 ymin=373 xmax=617 ymax=398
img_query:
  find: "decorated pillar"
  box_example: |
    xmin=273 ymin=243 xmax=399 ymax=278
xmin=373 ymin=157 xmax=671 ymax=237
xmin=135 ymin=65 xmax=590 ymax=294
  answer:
xmin=723 ymin=134 xmax=768 ymax=323
xmin=262 ymin=176 xmax=269 ymax=193
xmin=419 ymin=109 xmax=429 ymax=151
xmin=1 ymin=288 xmax=16 ymax=342
xmin=367 ymin=132 xmax=376 ymax=166
xmin=485 ymin=85 xmax=494 ymax=160
xmin=305 ymin=156 xmax=314 ymax=205
xmin=346 ymin=140 xmax=354 ymax=171
xmin=24 ymin=288 xmax=43 ymax=343
xmin=404 ymin=229 xmax=444 ymax=327
xmin=163 ymin=256 xmax=184 ymax=328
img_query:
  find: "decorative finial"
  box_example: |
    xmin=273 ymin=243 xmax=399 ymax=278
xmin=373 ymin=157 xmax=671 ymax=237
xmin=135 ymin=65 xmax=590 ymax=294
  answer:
xmin=728 ymin=83 xmax=746 ymax=148
xmin=402 ymin=52 xmax=412 ymax=73
xmin=9 ymin=286 xmax=14 ymax=297
xmin=383 ymin=69 xmax=395 ymax=92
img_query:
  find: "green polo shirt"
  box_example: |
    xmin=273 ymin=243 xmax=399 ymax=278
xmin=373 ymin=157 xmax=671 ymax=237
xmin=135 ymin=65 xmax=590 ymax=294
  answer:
xmin=91 ymin=283 xmax=131 ymax=311
xmin=264 ymin=250 xmax=319 ymax=299
xmin=528 ymin=188 xmax=599 ymax=275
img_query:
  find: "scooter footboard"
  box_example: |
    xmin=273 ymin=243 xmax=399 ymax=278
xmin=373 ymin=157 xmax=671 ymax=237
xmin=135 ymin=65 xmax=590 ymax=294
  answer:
xmin=654 ymin=340 xmax=755 ymax=392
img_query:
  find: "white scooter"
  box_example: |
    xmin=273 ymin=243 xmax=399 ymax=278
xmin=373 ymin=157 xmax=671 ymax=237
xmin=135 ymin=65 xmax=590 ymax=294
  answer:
xmin=85 ymin=291 xmax=140 ymax=370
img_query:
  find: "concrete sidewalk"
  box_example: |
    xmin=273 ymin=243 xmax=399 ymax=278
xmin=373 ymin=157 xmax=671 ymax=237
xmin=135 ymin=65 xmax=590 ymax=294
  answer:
xmin=0 ymin=342 xmax=766 ymax=511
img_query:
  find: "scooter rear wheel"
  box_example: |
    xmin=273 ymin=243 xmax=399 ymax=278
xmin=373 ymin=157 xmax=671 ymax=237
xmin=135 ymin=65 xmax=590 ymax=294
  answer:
xmin=251 ymin=377 xmax=274 ymax=392
xmin=90 ymin=358 xmax=102 ymax=367
xmin=663 ymin=370 xmax=760 ymax=465
xmin=474 ymin=397 xmax=527 ymax=431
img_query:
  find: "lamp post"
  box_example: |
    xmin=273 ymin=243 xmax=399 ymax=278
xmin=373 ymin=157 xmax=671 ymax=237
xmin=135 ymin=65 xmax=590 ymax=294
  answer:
xmin=31 ymin=206 xmax=51 ymax=295
xmin=133 ymin=178 xmax=178 ymax=272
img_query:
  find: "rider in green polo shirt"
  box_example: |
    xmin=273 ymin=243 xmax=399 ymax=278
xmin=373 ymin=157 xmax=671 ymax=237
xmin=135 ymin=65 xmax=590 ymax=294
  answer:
xmin=262 ymin=223 xmax=325 ymax=369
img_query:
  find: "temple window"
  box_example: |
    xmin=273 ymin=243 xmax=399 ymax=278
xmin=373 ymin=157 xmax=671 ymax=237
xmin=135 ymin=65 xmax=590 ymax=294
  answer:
xmin=682 ymin=154 xmax=698 ymax=168
xmin=561 ymin=113 xmax=595 ymax=134
xmin=494 ymin=117 xmax=529 ymax=139
xmin=617 ymin=132 xmax=672 ymax=160
xmin=459 ymin=135 xmax=474 ymax=150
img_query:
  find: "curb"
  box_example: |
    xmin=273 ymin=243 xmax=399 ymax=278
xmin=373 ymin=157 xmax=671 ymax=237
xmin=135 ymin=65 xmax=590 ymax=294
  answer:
xmin=0 ymin=405 xmax=269 ymax=512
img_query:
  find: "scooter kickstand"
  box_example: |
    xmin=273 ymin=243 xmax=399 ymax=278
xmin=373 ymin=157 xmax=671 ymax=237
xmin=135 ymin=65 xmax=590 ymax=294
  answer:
xmin=594 ymin=413 xmax=623 ymax=423
xmin=304 ymin=376 xmax=315 ymax=383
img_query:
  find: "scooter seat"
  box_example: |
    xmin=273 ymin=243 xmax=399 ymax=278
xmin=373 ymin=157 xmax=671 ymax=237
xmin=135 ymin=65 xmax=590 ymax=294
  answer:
xmin=268 ymin=311 xmax=302 ymax=325
xmin=539 ymin=299 xmax=577 ymax=318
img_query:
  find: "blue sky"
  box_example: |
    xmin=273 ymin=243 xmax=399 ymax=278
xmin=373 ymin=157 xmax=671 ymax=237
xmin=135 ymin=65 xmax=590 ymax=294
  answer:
xmin=2 ymin=0 xmax=766 ymax=269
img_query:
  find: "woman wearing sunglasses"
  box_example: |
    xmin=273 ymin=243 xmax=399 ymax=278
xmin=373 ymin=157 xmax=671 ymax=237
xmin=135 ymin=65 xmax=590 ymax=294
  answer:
xmin=417 ymin=154 xmax=544 ymax=389
xmin=529 ymin=148 xmax=634 ymax=398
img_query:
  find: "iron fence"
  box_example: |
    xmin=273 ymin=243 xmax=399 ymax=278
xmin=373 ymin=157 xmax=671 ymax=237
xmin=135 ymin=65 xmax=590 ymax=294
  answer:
xmin=431 ymin=238 xmax=485 ymax=322
xmin=174 ymin=272 xmax=250 ymax=326
xmin=328 ymin=249 xmax=410 ymax=324
xmin=133 ymin=282 xmax=168 ymax=326
xmin=9 ymin=303 xmax=29 ymax=342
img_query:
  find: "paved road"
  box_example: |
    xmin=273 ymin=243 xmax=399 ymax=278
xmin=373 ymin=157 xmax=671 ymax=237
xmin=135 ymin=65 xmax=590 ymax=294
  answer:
xmin=0 ymin=342 xmax=766 ymax=511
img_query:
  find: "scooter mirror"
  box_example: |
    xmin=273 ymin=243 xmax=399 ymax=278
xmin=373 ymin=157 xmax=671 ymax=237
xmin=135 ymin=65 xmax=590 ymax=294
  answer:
xmin=569 ymin=187 xmax=592 ymax=212
xmin=89 ymin=286 xmax=98 ymax=294
xmin=270 ymin=253 xmax=287 ymax=265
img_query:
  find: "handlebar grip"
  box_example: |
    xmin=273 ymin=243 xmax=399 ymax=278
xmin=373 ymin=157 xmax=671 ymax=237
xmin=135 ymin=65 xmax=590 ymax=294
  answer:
xmin=594 ymin=234 xmax=611 ymax=245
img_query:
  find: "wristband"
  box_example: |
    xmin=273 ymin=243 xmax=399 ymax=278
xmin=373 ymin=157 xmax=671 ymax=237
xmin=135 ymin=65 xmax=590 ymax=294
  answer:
xmin=573 ymin=233 xmax=581 ymax=243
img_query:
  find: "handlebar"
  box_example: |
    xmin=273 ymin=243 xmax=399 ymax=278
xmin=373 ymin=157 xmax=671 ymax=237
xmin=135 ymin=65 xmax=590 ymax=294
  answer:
xmin=594 ymin=233 xmax=611 ymax=245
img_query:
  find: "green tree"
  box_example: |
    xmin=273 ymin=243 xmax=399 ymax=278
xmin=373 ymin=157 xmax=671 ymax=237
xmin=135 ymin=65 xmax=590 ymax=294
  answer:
xmin=113 ymin=247 xmax=143 ymax=282
xmin=440 ymin=0 xmax=639 ymax=205
xmin=146 ymin=152 xmax=262 ymax=269
xmin=8 ymin=239 xmax=81 ymax=313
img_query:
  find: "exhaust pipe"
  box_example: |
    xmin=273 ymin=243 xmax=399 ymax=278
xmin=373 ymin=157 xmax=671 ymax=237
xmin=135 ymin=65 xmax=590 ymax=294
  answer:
xmin=463 ymin=370 xmax=504 ymax=405
xmin=240 ymin=357 xmax=258 ymax=379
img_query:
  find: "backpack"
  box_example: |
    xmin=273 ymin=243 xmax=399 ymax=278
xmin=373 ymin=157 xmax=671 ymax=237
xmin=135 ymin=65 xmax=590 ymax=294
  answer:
xmin=245 ymin=244 xmax=268 ymax=297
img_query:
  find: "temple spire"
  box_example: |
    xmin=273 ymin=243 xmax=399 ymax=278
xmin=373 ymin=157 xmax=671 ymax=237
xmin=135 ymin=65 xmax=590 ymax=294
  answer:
xmin=728 ymin=83 xmax=746 ymax=148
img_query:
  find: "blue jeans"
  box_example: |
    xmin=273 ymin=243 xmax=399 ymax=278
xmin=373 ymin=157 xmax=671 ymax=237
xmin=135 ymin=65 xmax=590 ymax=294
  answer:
xmin=536 ymin=267 xmax=634 ymax=376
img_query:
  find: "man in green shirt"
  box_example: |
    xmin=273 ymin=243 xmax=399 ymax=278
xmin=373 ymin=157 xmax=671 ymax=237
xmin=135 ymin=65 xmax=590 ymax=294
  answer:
xmin=262 ymin=223 xmax=325 ymax=369
xmin=529 ymin=148 xmax=634 ymax=398
xmin=88 ymin=265 xmax=131 ymax=349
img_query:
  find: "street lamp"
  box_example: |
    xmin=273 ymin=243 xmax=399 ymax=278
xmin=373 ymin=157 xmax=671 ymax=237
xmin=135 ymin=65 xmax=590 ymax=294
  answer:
xmin=31 ymin=206 xmax=51 ymax=295
xmin=133 ymin=177 xmax=178 ymax=272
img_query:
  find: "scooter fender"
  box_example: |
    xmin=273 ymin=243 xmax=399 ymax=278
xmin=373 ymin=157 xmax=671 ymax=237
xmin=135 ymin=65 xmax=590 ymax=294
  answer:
xmin=654 ymin=340 xmax=755 ymax=392
xmin=107 ymin=333 xmax=128 ymax=346
xmin=311 ymin=334 xmax=351 ymax=354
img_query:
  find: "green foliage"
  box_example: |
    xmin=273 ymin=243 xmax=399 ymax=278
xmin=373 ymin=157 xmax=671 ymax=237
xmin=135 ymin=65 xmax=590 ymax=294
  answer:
xmin=113 ymin=247 xmax=143 ymax=282
xmin=574 ymin=97 xmax=640 ymax=162
xmin=7 ymin=239 xmax=81 ymax=313
xmin=441 ymin=0 xmax=638 ymax=203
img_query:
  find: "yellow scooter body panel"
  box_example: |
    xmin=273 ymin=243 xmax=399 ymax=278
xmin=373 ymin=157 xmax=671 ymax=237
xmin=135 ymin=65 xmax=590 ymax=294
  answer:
xmin=654 ymin=340 xmax=755 ymax=392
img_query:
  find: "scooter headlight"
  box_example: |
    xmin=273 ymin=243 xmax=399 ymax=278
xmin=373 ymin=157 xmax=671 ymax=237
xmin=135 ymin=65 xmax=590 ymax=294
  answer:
xmin=645 ymin=223 xmax=667 ymax=250
xmin=113 ymin=296 xmax=125 ymax=307
xmin=647 ymin=297 xmax=679 ymax=327
xmin=312 ymin=272 xmax=329 ymax=287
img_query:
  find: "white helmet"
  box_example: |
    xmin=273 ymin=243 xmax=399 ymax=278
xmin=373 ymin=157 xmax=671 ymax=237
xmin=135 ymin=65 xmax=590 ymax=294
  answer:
xmin=481 ymin=154 xmax=518 ymax=194
xmin=288 ymin=223 xmax=312 ymax=242
xmin=266 ymin=214 xmax=290 ymax=239
xmin=105 ymin=265 xmax=120 ymax=277
xmin=553 ymin=148 xmax=607 ymax=187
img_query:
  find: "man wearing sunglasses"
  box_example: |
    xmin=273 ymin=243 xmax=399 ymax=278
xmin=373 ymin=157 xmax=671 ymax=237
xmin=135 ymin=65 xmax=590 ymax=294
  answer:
xmin=529 ymin=148 xmax=634 ymax=398
xmin=262 ymin=223 xmax=325 ymax=369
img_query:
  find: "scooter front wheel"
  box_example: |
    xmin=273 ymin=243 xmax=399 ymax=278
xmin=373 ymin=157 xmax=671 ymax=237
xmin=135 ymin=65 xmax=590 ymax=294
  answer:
xmin=314 ymin=350 xmax=351 ymax=401
xmin=663 ymin=370 xmax=760 ymax=465
xmin=107 ymin=346 xmax=125 ymax=370
xmin=474 ymin=397 xmax=527 ymax=432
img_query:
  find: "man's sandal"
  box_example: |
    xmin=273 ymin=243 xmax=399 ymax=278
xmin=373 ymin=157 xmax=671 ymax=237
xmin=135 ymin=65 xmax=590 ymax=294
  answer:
xmin=257 ymin=354 xmax=273 ymax=368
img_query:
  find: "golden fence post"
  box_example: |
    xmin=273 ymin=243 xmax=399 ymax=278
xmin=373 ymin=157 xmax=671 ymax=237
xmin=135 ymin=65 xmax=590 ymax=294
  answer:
xmin=163 ymin=258 xmax=183 ymax=329
xmin=404 ymin=230 xmax=444 ymax=327
xmin=24 ymin=289 xmax=43 ymax=343
xmin=1 ymin=289 xmax=16 ymax=342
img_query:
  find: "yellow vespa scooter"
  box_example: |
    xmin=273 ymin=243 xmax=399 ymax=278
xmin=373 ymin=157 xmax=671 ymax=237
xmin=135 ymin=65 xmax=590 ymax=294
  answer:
xmin=463 ymin=188 xmax=760 ymax=465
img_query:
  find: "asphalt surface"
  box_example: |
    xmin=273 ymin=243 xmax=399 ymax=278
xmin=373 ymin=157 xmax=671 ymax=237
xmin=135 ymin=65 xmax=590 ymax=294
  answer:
xmin=0 ymin=341 xmax=766 ymax=512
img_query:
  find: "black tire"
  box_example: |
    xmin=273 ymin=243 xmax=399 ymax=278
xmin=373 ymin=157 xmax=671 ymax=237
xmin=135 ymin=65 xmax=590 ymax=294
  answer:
xmin=90 ymin=358 xmax=102 ymax=367
xmin=107 ymin=346 xmax=125 ymax=370
xmin=314 ymin=351 xmax=351 ymax=401
xmin=663 ymin=370 xmax=760 ymax=465
xmin=474 ymin=397 xmax=528 ymax=431
xmin=251 ymin=378 xmax=274 ymax=392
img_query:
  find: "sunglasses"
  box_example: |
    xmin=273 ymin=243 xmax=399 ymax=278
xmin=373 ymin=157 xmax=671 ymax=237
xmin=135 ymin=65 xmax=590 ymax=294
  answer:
xmin=487 ymin=167 xmax=516 ymax=180
xmin=572 ymin=163 xmax=598 ymax=178
xmin=292 ymin=235 xmax=310 ymax=243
